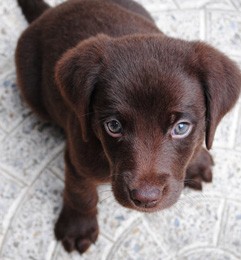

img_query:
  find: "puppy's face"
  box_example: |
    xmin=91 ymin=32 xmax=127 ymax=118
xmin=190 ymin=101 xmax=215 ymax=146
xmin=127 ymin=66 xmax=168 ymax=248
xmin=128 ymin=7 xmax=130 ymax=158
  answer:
xmin=92 ymin=51 xmax=205 ymax=212
xmin=56 ymin=34 xmax=241 ymax=212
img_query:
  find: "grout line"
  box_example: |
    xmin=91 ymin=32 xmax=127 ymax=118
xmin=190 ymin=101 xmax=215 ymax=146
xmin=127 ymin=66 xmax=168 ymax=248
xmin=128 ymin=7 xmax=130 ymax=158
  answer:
xmin=0 ymin=167 xmax=63 ymax=257
xmin=49 ymin=242 xmax=60 ymax=260
xmin=0 ymin=186 xmax=29 ymax=255
xmin=230 ymin=0 xmax=240 ymax=10
xmin=24 ymin=142 xmax=65 ymax=185
xmin=177 ymin=245 xmax=239 ymax=259
xmin=99 ymin=235 xmax=115 ymax=260
xmin=0 ymin=146 xmax=65 ymax=255
xmin=0 ymin=111 xmax=32 ymax=143
xmin=46 ymin=152 xmax=65 ymax=182
xmin=0 ymin=141 xmax=65 ymax=187
xmin=48 ymin=168 xmax=65 ymax=182
xmin=105 ymin=217 xmax=142 ymax=260
xmin=0 ymin=126 xmax=7 ymax=135
xmin=213 ymin=199 xmax=226 ymax=246
xmin=101 ymin=231 xmax=116 ymax=244
xmin=215 ymin=199 xmax=228 ymax=248
xmin=142 ymin=217 xmax=171 ymax=257
xmin=0 ymin=165 xmax=28 ymax=187
xmin=45 ymin=240 xmax=58 ymax=260
xmin=0 ymin=69 xmax=15 ymax=82
xmin=173 ymin=0 xmax=181 ymax=10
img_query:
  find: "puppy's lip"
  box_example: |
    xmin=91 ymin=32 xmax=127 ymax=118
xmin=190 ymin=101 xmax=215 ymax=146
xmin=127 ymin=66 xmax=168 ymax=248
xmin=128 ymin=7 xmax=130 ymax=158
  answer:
xmin=131 ymin=202 xmax=161 ymax=213
xmin=113 ymin=184 xmax=179 ymax=213
xmin=131 ymin=193 xmax=181 ymax=213
xmin=129 ymin=197 xmax=171 ymax=213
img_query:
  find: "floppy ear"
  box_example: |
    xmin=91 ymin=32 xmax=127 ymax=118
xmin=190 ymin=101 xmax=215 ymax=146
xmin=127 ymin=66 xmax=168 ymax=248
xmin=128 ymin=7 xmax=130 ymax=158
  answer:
xmin=190 ymin=42 xmax=241 ymax=149
xmin=55 ymin=34 xmax=110 ymax=142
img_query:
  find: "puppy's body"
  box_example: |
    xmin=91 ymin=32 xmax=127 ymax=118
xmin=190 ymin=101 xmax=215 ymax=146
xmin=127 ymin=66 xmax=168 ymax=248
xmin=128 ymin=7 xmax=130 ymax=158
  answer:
xmin=16 ymin=0 xmax=241 ymax=254
xmin=16 ymin=0 xmax=161 ymax=184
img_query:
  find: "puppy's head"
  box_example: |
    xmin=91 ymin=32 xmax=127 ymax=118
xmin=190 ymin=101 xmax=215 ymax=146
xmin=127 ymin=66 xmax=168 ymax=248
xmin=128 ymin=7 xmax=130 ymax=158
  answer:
xmin=56 ymin=34 xmax=241 ymax=212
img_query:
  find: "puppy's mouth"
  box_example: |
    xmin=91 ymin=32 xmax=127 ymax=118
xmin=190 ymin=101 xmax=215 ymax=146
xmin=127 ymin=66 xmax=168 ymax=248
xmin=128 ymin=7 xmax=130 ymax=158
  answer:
xmin=128 ymin=188 xmax=182 ymax=213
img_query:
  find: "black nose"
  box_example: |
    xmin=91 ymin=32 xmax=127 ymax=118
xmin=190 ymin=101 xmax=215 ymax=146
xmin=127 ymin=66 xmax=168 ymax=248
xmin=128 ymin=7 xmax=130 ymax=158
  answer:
xmin=130 ymin=187 xmax=161 ymax=208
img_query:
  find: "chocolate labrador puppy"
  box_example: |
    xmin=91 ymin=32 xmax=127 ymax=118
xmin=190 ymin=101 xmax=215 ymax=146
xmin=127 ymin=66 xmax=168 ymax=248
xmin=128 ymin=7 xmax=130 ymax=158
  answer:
xmin=16 ymin=0 xmax=241 ymax=254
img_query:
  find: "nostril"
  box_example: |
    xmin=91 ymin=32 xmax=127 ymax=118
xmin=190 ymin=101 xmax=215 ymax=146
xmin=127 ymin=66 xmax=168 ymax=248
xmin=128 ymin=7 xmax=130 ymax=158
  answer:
xmin=130 ymin=187 xmax=161 ymax=208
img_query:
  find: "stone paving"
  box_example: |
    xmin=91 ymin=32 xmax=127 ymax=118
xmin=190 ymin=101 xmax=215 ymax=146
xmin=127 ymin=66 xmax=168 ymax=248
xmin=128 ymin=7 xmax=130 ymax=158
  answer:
xmin=0 ymin=0 xmax=241 ymax=259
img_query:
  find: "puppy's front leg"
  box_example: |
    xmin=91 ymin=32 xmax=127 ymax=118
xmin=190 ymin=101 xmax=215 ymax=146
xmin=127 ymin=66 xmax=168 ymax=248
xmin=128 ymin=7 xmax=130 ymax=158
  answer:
xmin=55 ymin=151 xmax=99 ymax=254
xmin=185 ymin=148 xmax=214 ymax=190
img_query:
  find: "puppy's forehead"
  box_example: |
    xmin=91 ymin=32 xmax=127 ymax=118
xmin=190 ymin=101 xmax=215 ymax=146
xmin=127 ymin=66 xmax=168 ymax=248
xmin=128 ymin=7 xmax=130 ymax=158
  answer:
xmin=96 ymin=36 xmax=206 ymax=121
xmin=102 ymin=62 xmax=203 ymax=118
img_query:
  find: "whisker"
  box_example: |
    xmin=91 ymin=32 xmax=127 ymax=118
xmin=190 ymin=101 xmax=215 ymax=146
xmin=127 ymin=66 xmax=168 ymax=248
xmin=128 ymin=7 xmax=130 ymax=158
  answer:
xmin=99 ymin=195 xmax=113 ymax=204
xmin=78 ymin=111 xmax=95 ymax=118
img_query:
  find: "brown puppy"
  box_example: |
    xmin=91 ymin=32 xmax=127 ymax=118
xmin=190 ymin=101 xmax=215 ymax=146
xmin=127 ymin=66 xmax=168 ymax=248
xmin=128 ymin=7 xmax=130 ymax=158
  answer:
xmin=16 ymin=0 xmax=241 ymax=254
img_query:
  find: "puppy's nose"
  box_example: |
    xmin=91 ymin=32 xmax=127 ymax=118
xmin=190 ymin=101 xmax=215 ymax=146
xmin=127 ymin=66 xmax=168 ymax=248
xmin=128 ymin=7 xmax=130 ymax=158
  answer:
xmin=130 ymin=187 xmax=161 ymax=208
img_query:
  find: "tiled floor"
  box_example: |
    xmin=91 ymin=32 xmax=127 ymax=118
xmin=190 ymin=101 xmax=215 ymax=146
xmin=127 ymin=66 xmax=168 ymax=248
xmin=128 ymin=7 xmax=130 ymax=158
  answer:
xmin=0 ymin=0 xmax=241 ymax=259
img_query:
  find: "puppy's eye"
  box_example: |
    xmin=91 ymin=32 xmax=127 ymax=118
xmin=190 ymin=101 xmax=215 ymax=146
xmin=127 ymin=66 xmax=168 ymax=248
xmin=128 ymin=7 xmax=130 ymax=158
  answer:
xmin=171 ymin=121 xmax=192 ymax=138
xmin=104 ymin=119 xmax=123 ymax=137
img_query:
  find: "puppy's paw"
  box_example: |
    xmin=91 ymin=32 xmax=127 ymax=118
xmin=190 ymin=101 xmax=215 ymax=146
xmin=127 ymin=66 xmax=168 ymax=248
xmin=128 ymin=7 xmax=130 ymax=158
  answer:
xmin=54 ymin=206 xmax=98 ymax=254
xmin=185 ymin=148 xmax=214 ymax=190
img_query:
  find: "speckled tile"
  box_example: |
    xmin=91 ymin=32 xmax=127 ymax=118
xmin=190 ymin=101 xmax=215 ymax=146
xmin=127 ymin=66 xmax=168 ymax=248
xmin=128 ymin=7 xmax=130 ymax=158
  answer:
xmin=0 ymin=127 xmax=6 ymax=142
xmin=107 ymin=219 xmax=170 ymax=260
xmin=47 ymin=151 xmax=65 ymax=181
xmin=0 ymin=71 xmax=31 ymax=132
xmin=153 ymin=10 xmax=203 ymax=40
xmin=176 ymin=0 xmax=235 ymax=9
xmin=230 ymin=56 xmax=241 ymax=72
xmin=0 ymin=114 xmax=64 ymax=185
xmin=135 ymin=0 xmax=177 ymax=12
xmin=0 ymin=171 xmax=26 ymax=240
xmin=0 ymin=1 xmax=27 ymax=74
xmin=231 ymin=0 xmax=241 ymax=10
xmin=177 ymin=248 xmax=238 ymax=260
xmin=0 ymin=169 xmax=63 ymax=260
xmin=212 ymin=103 xmax=240 ymax=149
xmin=203 ymin=150 xmax=241 ymax=199
xmin=218 ymin=201 xmax=241 ymax=258
xmin=144 ymin=196 xmax=224 ymax=256
xmin=98 ymin=185 xmax=141 ymax=241
xmin=234 ymin=105 xmax=241 ymax=151
xmin=207 ymin=11 xmax=241 ymax=55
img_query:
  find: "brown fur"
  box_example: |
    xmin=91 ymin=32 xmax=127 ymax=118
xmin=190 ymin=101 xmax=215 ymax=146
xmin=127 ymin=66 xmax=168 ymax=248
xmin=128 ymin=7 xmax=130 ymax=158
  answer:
xmin=16 ymin=0 xmax=241 ymax=254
